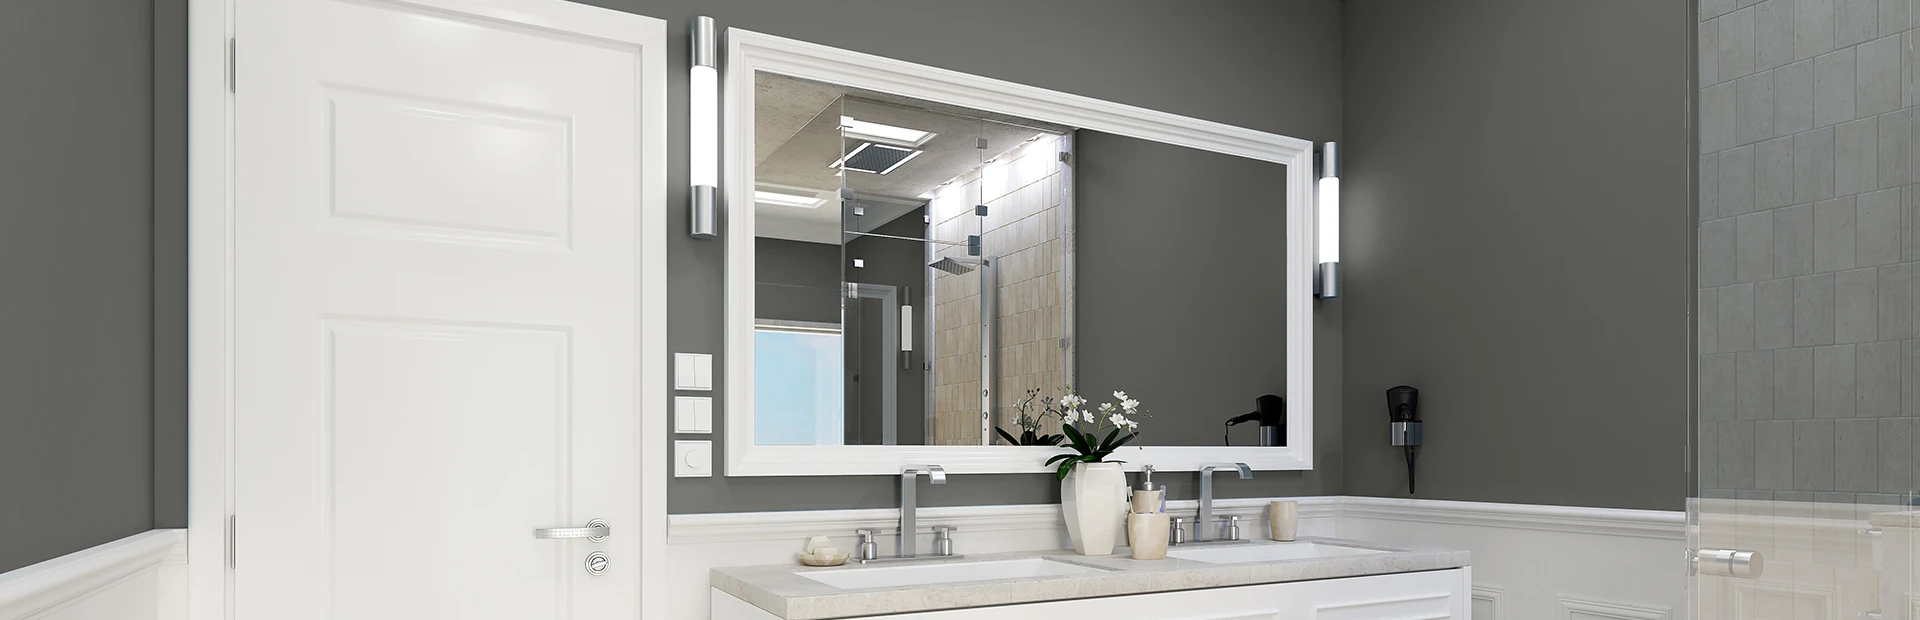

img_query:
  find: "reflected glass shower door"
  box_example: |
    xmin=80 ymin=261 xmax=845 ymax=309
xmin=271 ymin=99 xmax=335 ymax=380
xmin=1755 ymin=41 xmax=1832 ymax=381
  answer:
xmin=1691 ymin=1 xmax=1918 ymax=617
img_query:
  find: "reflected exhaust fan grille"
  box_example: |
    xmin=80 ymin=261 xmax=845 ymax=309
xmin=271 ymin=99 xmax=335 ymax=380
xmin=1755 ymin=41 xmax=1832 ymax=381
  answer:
xmin=836 ymin=142 xmax=922 ymax=175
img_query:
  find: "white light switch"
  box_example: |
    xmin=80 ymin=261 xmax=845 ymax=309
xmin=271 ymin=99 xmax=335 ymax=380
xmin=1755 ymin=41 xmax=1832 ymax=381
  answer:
xmin=675 ymin=440 xmax=712 ymax=477
xmin=675 ymin=396 xmax=713 ymax=434
xmin=675 ymin=353 xmax=713 ymax=391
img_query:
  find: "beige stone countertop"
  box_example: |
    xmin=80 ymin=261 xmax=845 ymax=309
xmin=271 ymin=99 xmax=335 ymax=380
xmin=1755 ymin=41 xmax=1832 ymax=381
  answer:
xmin=710 ymin=537 xmax=1470 ymax=620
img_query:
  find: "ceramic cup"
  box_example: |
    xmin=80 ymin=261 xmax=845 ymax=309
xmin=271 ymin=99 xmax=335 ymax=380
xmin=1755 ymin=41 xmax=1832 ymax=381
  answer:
xmin=1127 ymin=512 xmax=1171 ymax=560
xmin=1269 ymin=500 xmax=1298 ymax=541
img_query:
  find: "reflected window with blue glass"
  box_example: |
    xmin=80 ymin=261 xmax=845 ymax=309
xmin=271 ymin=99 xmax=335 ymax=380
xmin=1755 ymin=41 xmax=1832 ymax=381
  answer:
xmin=754 ymin=325 xmax=844 ymax=445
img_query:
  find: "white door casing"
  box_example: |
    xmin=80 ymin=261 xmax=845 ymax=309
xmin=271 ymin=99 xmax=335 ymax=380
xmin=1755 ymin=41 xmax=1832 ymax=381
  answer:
xmin=224 ymin=0 xmax=666 ymax=618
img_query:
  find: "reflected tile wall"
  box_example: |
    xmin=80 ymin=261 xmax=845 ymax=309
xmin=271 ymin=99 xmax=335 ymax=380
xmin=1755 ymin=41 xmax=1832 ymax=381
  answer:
xmin=931 ymin=135 xmax=1068 ymax=445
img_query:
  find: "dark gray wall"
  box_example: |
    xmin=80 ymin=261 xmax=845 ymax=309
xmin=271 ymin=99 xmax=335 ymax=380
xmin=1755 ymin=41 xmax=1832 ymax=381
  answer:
xmin=1077 ymin=132 xmax=1296 ymax=449
xmin=756 ymin=237 xmax=841 ymax=323
xmin=650 ymin=0 xmax=1346 ymax=513
xmin=846 ymin=210 xmax=930 ymax=446
xmin=0 ymin=0 xmax=184 ymax=573
xmin=1339 ymin=0 xmax=1691 ymax=511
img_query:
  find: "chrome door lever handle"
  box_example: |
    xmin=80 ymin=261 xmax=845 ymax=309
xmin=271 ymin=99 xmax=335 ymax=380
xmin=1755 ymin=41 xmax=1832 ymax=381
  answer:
xmin=534 ymin=518 xmax=609 ymax=542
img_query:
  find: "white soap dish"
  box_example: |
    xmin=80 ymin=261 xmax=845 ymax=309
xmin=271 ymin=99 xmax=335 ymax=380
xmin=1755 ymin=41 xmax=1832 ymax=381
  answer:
xmin=797 ymin=552 xmax=850 ymax=567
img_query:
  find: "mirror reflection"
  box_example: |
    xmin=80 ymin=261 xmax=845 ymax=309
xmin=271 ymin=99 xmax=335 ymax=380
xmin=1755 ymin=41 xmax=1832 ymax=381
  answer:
xmin=751 ymin=71 xmax=1289 ymax=448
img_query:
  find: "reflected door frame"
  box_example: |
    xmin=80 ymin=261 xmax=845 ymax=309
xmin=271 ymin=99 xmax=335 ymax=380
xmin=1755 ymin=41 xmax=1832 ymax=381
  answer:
xmin=722 ymin=28 xmax=1319 ymax=476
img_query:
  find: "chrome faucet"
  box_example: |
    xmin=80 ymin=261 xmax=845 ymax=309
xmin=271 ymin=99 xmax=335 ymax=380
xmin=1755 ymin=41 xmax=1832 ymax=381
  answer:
xmin=1193 ymin=463 xmax=1252 ymax=542
xmin=899 ymin=465 xmax=945 ymax=557
xmin=857 ymin=465 xmax=962 ymax=563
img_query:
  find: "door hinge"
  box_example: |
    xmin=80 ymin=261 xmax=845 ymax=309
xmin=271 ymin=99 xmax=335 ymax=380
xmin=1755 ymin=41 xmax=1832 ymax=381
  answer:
xmin=226 ymin=38 xmax=236 ymax=92
xmin=227 ymin=514 xmax=237 ymax=569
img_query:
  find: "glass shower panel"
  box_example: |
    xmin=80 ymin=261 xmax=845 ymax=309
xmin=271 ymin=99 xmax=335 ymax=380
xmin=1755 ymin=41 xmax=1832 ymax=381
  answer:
xmin=1690 ymin=2 xmax=1919 ymax=617
xmin=839 ymin=98 xmax=986 ymax=446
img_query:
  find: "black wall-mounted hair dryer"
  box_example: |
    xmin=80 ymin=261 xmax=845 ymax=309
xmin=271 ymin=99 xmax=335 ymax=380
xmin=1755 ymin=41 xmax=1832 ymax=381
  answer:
xmin=1225 ymin=394 xmax=1286 ymax=446
xmin=1387 ymin=385 xmax=1422 ymax=494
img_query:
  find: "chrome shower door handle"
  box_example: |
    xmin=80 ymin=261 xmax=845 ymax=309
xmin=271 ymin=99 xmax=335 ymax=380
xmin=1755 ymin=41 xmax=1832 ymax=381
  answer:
xmin=534 ymin=518 xmax=609 ymax=542
xmin=1693 ymin=548 xmax=1763 ymax=579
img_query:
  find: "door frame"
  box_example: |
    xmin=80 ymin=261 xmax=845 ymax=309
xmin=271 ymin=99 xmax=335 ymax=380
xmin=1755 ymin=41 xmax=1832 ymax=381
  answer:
xmin=185 ymin=0 xmax=669 ymax=617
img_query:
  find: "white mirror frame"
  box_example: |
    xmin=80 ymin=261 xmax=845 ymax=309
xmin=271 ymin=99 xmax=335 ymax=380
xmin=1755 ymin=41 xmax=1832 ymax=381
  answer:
xmin=723 ymin=28 xmax=1317 ymax=476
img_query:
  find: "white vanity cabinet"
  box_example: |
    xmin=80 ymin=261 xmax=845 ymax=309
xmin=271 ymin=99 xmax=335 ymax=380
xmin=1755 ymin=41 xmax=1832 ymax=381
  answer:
xmin=711 ymin=567 xmax=1472 ymax=620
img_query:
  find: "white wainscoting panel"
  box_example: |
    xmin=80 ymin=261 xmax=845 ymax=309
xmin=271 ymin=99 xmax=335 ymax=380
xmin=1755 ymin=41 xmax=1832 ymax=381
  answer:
xmin=1471 ymin=584 xmax=1506 ymax=620
xmin=0 ymin=529 xmax=187 ymax=620
xmin=1558 ymin=595 xmax=1673 ymax=620
xmin=1333 ymin=497 xmax=1684 ymax=620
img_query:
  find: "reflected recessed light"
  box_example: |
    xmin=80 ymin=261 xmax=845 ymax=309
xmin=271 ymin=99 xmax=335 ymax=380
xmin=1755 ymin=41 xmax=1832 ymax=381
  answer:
xmin=841 ymin=116 xmax=936 ymax=146
xmin=754 ymin=189 xmax=826 ymax=209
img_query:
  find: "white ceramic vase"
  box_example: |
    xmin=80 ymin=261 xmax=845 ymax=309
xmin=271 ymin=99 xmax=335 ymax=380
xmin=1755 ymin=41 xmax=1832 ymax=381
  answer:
xmin=1061 ymin=461 xmax=1127 ymax=555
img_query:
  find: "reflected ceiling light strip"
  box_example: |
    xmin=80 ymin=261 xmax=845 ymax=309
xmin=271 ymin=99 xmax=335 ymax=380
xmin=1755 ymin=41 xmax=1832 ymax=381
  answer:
xmin=875 ymin=149 xmax=922 ymax=175
xmin=753 ymin=190 xmax=824 ymax=209
xmin=689 ymin=16 xmax=719 ymax=239
xmin=840 ymin=116 xmax=936 ymax=146
xmin=1315 ymin=142 xmax=1340 ymax=299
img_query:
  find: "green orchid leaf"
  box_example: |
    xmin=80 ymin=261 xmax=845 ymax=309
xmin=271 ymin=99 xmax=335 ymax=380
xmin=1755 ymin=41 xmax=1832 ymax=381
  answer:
xmin=995 ymin=427 xmax=1020 ymax=446
xmin=1044 ymin=453 xmax=1076 ymax=466
xmin=1061 ymin=424 xmax=1092 ymax=454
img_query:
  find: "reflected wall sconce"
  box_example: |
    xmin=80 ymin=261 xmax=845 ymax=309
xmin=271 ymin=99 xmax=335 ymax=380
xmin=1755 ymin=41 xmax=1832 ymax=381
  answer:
xmin=690 ymin=16 xmax=720 ymax=239
xmin=1315 ymin=142 xmax=1340 ymax=299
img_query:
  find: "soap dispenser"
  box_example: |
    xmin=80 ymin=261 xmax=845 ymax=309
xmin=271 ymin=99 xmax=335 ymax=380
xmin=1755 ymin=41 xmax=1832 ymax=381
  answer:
xmin=1132 ymin=465 xmax=1165 ymax=514
xmin=1127 ymin=465 xmax=1171 ymax=560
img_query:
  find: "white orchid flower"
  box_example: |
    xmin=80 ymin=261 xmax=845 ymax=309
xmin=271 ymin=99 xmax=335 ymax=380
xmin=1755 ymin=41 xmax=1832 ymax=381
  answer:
xmin=1121 ymin=398 xmax=1140 ymax=412
xmin=1113 ymin=390 xmax=1129 ymax=401
xmin=1109 ymin=412 xmax=1130 ymax=427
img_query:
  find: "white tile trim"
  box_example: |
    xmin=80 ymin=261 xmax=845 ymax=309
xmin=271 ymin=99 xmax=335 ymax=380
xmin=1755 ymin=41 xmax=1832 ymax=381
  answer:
xmin=0 ymin=529 xmax=186 ymax=620
xmin=1337 ymin=496 xmax=1688 ymax=541
xmin=669 ymin=497 xmax=1343 ymax=544
xmin=667 ymin=496 xmax=1684 ymax=543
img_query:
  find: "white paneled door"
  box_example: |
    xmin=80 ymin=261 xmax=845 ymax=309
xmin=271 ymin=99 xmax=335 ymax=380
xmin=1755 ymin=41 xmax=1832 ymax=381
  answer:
xmin=232 ymin=0 xmax=664 ymax=618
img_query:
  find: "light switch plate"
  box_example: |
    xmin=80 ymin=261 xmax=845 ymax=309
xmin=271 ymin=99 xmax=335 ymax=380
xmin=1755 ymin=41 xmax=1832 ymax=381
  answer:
xmin=674 ymin=353 xmax=713 ymax=391
xmin=675 ymin=440 xmax=712 ymax=477
xmin=675 ymin=396 xmax=713 ymax=434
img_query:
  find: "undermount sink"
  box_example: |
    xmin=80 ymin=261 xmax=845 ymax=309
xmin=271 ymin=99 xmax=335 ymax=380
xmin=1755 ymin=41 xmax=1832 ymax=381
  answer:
xmin=798 ymin=558 xmax=1111 ymax=590
xmin=1167 ymin=542 xmax=1386 ymax=564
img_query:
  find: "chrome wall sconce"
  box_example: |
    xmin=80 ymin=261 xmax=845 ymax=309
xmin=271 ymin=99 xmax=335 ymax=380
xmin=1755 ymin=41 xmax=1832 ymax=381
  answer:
xmin=1315 ymin=142 xmax=1339 ymax=299
xmin=690 ymin=16 xmax=719 ymax=239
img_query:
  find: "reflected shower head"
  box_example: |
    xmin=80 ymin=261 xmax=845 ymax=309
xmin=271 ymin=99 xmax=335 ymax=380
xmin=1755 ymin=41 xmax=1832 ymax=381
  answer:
xmin=928 ymin=256 xmax=985 ymax=275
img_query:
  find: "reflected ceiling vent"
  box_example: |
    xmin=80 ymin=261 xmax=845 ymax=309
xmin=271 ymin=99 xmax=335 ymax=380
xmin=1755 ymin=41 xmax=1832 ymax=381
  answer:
xmin=831 ymin=142 xmax=923 ymax=175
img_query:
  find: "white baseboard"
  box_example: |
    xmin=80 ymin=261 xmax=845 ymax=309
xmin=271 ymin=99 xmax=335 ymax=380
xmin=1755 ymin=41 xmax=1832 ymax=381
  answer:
xmin=0 ymin=529 xmax=187 ymax=620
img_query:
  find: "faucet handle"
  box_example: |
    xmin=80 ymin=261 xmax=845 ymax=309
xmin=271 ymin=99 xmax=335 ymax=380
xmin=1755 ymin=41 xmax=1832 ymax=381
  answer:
xmin=1225 ymin=516 xmax=1242 ymax=541
xmin=854 ymin=529 xmax=879 ymax=561
xmin=1170 ymin=517 xmax=1188 ymax=545
xmin=931 ymin=526 xmax=957 ymax=556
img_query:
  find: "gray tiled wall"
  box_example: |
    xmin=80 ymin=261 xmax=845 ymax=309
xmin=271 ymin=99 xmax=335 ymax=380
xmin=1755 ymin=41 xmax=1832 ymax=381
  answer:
xmin=1699 ymin=0 xmax=1920 ymax=504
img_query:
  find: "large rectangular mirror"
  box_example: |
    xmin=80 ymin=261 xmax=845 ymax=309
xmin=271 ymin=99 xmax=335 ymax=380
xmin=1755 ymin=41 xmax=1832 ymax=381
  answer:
xmin=724 ymin=30 xmax=1315 ymax=475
